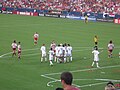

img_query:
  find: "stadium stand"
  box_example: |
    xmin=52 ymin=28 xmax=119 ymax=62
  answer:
xmin=0 ymin=0 xmax=120 ymax=15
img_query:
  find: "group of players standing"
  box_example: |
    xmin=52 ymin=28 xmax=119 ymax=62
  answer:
xmin=11 ymin=40 xmax=21 ymax=59
xmin=40 ymin=41 xmax=72 ymax=66
xmin=11 ymin=32 xmax=72 ymax=66
xmin=11 ymin=32 xmax=39 ymax=59
xmin=11 ymin=32 xmax=115 ymax=67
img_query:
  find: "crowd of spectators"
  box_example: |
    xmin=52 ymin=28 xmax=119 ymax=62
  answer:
xmin=0 ymin=0 xmax=120 ymax=15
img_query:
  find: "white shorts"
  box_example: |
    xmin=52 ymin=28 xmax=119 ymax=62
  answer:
xmin=49 ymin=56 xmax=53 ymax=61
xmin=94 ymin=57 xmax=99 ymax=61
xmin=67 ymin=53 xmax=72 ymax=57
xmin=42 ymin=53 xmax=46 ymax=57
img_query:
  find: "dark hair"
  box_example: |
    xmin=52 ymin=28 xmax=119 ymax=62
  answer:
xmin=107 ymin=81 xmax=114 ymax=86
xmin=50 ymin=48 xmax=52 ymax=50
xmin=109 ymin=40 xmax=112 ymax=44
xmin=56 ymin=87 xmax=63 ymax=90
xmin=13 ymin=40 xmax=16 ymax=43
xmin=68 ymin=44 xmax=70 ymax=46
xmin=60 ymin=72 xmax=73 ymax=85
xmin=94 ymin=46 xmax=98 ymax=50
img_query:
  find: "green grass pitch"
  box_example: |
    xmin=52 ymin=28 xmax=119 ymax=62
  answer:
xmin=0 ymin=14 xmax=120 ymax=90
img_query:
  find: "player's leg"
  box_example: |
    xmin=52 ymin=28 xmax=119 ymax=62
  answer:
xmin=64 ymin=55 xmax=66 ymax=63
xmin=91 ymin=61 xmax=95 ymax=67
xmin=34 ymin=38 xmax=38 ymax=45
xmin=18 ymin=51 xmax=21 ymax=59
xmin=70 ymin=54 xmax=72 ymax=62
xmin=96 ymin=61 xmax=100 ymax=68
xmin=41 ymin=54 xmax=44 ymax=62
xmin=110 ymin=50 xmax=112 ymax=58
xmin=12 ymin=49 xmax=16 ymax=56
xmin=49 ymin=56 xmax=53 ymax=66
xmin=44 ymin=53 xmax=47 ymax=61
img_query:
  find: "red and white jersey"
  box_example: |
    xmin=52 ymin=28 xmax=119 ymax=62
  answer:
xmin=18 ymin=45 xmax=21 ymax=51
xmin=34 ymin=33 xmax=39 ymax=38
xmin=50 ymin=43 xmax=56 ymax=51
xmin=108 ymin=43 xmax=114 ymax=50
xmin=11 ymin=43 xmax=17 ymax=49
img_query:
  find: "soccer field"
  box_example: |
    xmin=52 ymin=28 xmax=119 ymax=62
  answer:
xmin=0 ymin=14 xmax=120 ymax=90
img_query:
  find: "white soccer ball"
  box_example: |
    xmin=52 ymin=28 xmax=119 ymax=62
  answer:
xmin=83 ymin=57 xmax=86 ymax=59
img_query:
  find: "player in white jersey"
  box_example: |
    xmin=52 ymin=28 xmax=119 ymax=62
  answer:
xmin=91 ymin=46 xmax=100 ymax=68
xmin=33 ymin=32 xmax=39 ymax=45
xmin=58 ymin=44 xmax=64 ymax=63
xmin=50 ymin=40 xmax=56 ymax=61
xmin=11 ymin=40 xmax=17 ymax=57
xmin=63 ymin=43 xmax=68 ymax=63
xmin=54 ymin=45 xmax=59 ymax=62
xmin=108 ymin=40 xmax=114 ymax=58
xmin=48 ymin=48 xmax=54 ymax=66
xmin=18 ymin=42 xmax=21 ymax=59
xmin=40 ymin=44 xmax=47 ymax=62
xmin=67 ymin=44 xmax=72 ymax=62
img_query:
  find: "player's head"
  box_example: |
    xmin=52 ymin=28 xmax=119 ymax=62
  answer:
xmin=60 ymin=72 xmax=73 ymax=85
xmin=95 ymin=35 xmax=97 ymax=38
xmin=13 ymin=40 xmax=16 ymax=43
xmin=18 ymin=42 xmax=20 ymax=44
xmin=105 ymin=81 xmax=115 ymax=90
xmin=43 ymin=44 xmax=45 ymax=46
xmin=64 ymin=43 xmax=67 ymax=46
xmin=94 ymin=46 xmax=98 ymax=50
xmin=68 ymin=44 xmax=70 ymax=46
xmin=50 ymin=48 xmax=52 ymax=50
xmin=56 ymin=88 xmax=63 ymax=90
xmin=60 ymin=43 xmax=62 ymax=46
xmin=109 ymin=40 xmax=112 ymax=44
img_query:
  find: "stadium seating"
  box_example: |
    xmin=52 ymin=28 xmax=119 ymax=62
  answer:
xmin=0 ymin=0 xmax=120 ymax=15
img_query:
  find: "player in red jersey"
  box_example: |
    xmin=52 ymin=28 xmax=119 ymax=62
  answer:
xmin=33 ymin=32 xmax=39 ymax=45
xmin=18 ymin=42 xmax=21 ymax=59
xmin=11 ymin=40 xmax=17 ymax=57
xmin=61 ymin=72 xmax=80 ymax=90
xmin=108 ymin=40 xmax=114 ymax=58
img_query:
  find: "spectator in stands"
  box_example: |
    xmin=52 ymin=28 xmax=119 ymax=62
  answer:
xmin=60 ymin=71 xmax=80 ymax=90
xmin=0 ymin=0 xmax=120 ymax=15
xmin=105 ymin=81 xmax=115 ymax=90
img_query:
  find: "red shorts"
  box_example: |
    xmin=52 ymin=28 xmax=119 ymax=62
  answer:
xmin=18 ymin=51 xmax=21 ymax=54
xmin=108 ymin=49 xmax=113 ymax=52
xmin=13 ymin=48 xmax=16 ymax=51
xmin=34 ymin=38 xmax=38 ymax=41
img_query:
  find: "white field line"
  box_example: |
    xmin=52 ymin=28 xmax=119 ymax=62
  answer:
xmin=78 ymin=82 xmax=108 ymax=88
xmin=44 ymin=78 xmax=120 ymax=88
xmin=0 ymin=49 xmax=90 ymax=59
xmin=0 ymin=46 xmax=120 ymax=58
xmin=74 ymin=79 xmax=120 ymax=82
xmin=0 ymin=48 xmax=39 ymax=58
xmin=0 ymin=53 xmax=40 ymax=59
xmin=0 ymin=48 xmax=94 ymax=58
xmin=43 ymin=65 xmax=120 ymax=76
xmin=41 ymin=65 xmax=120 ymax=88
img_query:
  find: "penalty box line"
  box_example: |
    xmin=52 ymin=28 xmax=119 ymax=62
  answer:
xmin=1 ymin=46 xmax=120 ymax=58
xmin=41 ymin=65 xmax=120 ymax=88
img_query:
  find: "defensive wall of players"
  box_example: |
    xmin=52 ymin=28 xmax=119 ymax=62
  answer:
xmin=0 ymin=7 xmax=120 ymax=24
